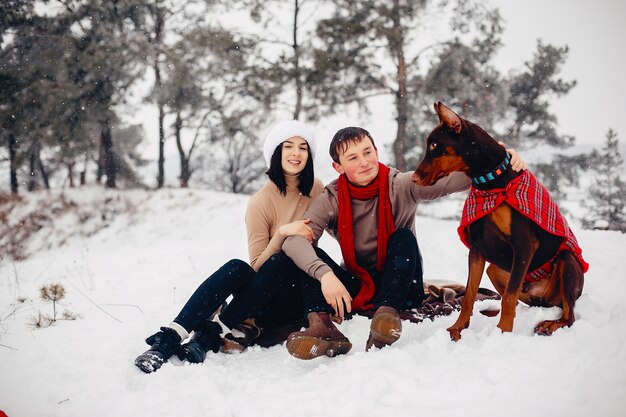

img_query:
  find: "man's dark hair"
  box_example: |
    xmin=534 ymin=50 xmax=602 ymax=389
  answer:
xmin=329 ymin=127 xmax=377 ymax=163
xmin=265 ymin=143 xmax=315 ymax=196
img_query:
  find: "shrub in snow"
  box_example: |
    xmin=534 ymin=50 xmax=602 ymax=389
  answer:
xmin=29 ymin=283 xmax=78 ymax=329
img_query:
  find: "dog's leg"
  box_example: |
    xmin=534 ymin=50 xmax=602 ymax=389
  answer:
xmin=497 ymin=235 xmax=538 ymax=333
xmin=486 ymin=264 xmax=508 ymax=295
xmin=447 ymin=247 xmax=485 ymax=341
xmin=481 ymin=264 xmax=509 ymax=316
xmin=534 ymin=252 xmax=584 ymax=335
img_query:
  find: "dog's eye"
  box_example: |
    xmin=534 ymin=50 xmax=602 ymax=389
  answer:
xmin=429 ymin=142 xmax=438 ymax=151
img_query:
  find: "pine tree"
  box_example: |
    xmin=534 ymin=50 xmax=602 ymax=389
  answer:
xmin=585 ymin=129 xmax=626 ymax=231
xmin=506 ymin=41 xmax=576 ymax=149
xmin=309 ymin=0 xmax=505 ymax=170
xmin=533 ymin=153 xmax=589 ymax=204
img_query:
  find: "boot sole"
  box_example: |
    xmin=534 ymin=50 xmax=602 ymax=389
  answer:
xmin=367 ymin=310 xmax=402 ymax=350
xmin=286 ymin=335 xmax=352 ymax=360
xmin=135 ymin=353 xmax=165 ymax=374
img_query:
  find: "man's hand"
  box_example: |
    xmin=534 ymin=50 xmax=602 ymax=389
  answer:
xmin=320 ymin=272 xmax=352 ymax=318
xmin=499 ymin=142 xmax=527 ymax=172
xmin=279 ymin=219 xmax=314 ymax=242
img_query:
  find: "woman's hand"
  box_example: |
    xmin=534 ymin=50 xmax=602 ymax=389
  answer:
xmin=499 ymin=142 xmax=527 ymax=172
xmin=279 ymin=219 xmax=314 ymax=242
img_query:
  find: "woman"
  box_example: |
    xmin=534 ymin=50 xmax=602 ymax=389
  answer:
xmin=135 ymin=120 xmax=325 ymax=373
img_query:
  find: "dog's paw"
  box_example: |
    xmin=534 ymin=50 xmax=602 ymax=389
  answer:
xmin=447 ymin=327 xmax=463 ymax=342
xmin=534 ymin=319 xmax=570 ymax=336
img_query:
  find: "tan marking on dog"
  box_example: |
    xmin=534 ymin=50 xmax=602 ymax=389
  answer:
xmin=523 ymin=276 xmax=554 ymax=302
xmin=425 ymin=153 xmax=467 ymax=181
xmin=436 ymin=154 xmax=466 ymax=171
xmin=489 ymin=205 xmax=512 ymax=236
xmin=413 ymin=146 xmax=468 ymax=185
xmin=487 ymin=257 xmax=559 ymax=306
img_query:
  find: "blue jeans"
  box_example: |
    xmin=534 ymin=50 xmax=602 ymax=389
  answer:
xmin=172 ymin=252 xmax=311 ymax=333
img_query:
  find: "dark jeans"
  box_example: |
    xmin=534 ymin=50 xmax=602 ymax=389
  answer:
xmin=173 ymin=252 xmax=309 ymax=334
xmin=300 ymin=228 xmax=424 ymax=314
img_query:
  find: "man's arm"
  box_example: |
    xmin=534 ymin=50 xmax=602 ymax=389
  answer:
xmin=282 ymin=187 xmax=353 ymax=318
xmin=411 ymin=171 xmax=471 ymax=201
xmin=283 ymin=235 xmax=333 ymax=279
xmin=282 ymin=188 xmax=335 ymax=280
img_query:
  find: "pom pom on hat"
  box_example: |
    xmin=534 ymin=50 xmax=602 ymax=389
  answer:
xmin=263 ymin=120 xmax=316 ymax=167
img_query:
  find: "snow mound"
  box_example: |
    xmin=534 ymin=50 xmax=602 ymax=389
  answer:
xmin=0 ymin=187 xmax=625 ymax=417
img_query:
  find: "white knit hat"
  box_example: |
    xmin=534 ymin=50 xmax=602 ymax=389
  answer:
xmin=263 ymin=120 xmax=316 ymax=167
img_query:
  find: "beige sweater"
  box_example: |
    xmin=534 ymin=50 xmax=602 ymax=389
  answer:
xmin=246 ymin=173 xmax=325 ymax=271
xmin=282 ymin=170 xmax=471 ymax=280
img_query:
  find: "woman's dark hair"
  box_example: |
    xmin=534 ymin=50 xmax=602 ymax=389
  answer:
xmin=266 ymin=142 xmax=315 ymax=196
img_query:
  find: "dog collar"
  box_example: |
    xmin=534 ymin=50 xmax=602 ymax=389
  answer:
xmin=472 ymin=154 xmax=510 ymax=185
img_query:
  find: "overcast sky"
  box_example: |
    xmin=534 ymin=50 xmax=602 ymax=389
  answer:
xmin=131 ymin=0 xmax=626 ymax=182
xmin=491 ymin=0 xmax=626 ymax=148
xmin=305 ymin=0 xmax=626 ymax=166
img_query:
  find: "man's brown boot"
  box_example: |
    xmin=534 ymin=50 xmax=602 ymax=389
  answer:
xmin=286 ymin=312 xmax=352 ymax=360
xmin=366 ymin=306 xmax=402 ymax=351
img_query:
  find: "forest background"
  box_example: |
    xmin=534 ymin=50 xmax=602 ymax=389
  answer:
xmin=1 ymin=0 xmax=625 ymax=231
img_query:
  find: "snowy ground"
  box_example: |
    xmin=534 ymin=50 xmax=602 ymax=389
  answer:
xmin=0 ymin=187 xmax=625 ymax=417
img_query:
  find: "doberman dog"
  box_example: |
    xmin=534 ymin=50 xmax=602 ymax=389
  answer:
xmin=412 ymin=102 xmax=587 ymax=341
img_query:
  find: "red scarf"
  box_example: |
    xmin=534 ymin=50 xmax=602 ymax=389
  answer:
xmin=337 ymin=162 xmax=395 ymax=311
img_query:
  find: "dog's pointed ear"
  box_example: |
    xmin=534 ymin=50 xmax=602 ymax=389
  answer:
xmin=434 ymin=102 xmax=462 ymax=134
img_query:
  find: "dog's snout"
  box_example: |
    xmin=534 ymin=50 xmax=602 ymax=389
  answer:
xmin=412 ymin=162 xmax=430 ymax=185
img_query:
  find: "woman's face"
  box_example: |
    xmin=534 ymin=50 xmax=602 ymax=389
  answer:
xmin=281 ymin=136 xmax=309 ymax=175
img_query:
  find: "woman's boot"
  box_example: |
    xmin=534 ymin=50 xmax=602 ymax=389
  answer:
xmin=134 ymin=327 xmax=182 ymax=373
xmin=178 ymin=321 xmax=223 ymax=363
xmin=286 ymin=312 xmax=352 ymax=360
xmin=220 ymin=318 xmax=262 ymax=354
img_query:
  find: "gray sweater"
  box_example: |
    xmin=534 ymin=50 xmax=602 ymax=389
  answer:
xmin=282 ymin=170 xmax=471 ymax=280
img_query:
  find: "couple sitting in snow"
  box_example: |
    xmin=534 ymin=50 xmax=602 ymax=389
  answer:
xmin=135 ymin=120 xmax=526 ymax=373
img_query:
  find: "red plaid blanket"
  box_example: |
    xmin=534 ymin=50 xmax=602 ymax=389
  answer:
xmin=458 ymin=170 xmax=589 ymax=282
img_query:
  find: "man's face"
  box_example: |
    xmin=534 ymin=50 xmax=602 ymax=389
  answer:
xmin=332 ymin=136 xmax=379 ymax=186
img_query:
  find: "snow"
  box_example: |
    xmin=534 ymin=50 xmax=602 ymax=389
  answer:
xmin=1 ymin=187 xmax=625 ymax=417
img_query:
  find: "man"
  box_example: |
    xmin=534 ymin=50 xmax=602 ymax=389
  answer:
xmin=282 ymin=126 xmax=524 ymax=360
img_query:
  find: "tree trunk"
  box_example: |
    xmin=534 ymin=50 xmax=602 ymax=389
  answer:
xmin=79 ymin=148 xmax=89 ymax=186
xmin=38 ymin=156 xmax=50 ymax=189
xmin=391 ymin=0 xmax=408 ymax=171
xmin=157 ymin=103 xmax=165 ymax=188
xmin=67 ymin=162 xmax=75 ymax=188
xmin=27 ymin=138 xmax=48 ymax=191
xmin=96 ymin=133 xmax=104 ymax=183
xmin=174 ymin=111 xmax=190 ymax=188
xmin=9 ymin=133 xmax=18 ymax=194
xmin=292 ymin=0 xmax=302 ymax=120
xmin=154 ymin=8 xmax=166 ymax=188
xmin=28 ymin=144 xmax=38 ymax=192
xmin=101 ymin=118 xmax=116 ymax=188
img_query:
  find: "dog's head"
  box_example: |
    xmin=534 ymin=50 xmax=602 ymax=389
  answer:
xmin=412 ymin=102 xmax=471 ymax=186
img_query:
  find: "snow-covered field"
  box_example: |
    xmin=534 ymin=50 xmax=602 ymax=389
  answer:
xmin=1 ymin=187 xmax=625 ymax=417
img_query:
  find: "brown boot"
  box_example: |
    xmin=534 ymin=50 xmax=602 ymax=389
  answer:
xmin=286 ymin=312 xmax=352 ymax=360
xmin=366 ymin=306 xmax=402 ymax=351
